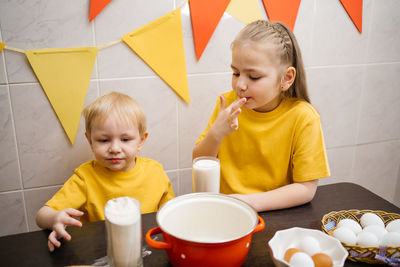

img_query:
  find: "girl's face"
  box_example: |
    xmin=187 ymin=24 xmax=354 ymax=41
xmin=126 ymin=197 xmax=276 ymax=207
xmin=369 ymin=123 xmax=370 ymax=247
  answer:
xmin=86 ymin=113 xmax=147 ymax=172
xmin=231 ymin=41 xmax=287 ymax=112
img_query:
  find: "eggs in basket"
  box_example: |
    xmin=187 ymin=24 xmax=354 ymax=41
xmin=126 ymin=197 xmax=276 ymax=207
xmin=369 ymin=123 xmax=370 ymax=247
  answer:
xmin=322 ymin=209 xmax=400 ymax=265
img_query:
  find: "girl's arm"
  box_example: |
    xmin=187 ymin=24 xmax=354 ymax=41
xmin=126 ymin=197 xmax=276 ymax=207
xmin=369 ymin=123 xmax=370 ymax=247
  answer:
xmin=193 ymin=96 xmax=246 ymax=159
xmin=231 ymin=180 xmax=318 ymax=212
xmin=192 ymin=126 xmax=224 ymax=158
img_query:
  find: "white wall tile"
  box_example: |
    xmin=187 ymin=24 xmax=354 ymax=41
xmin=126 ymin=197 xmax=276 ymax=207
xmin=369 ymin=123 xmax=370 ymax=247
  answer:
xmin=10 ymin=83 xmax=97 ymax=188
xmin=165 ymin=170 xmax=178 ymax=197
xmin=394 ymin=170 xmax=400 ymax=208
xmin=99 ymin=78 xmax=178 ymax=171
xmin=0 ymin=192 xmax=27 ymax=236
xmin=96 ymin=43 xmax=155 ymax=79
xmin=366 ymin=0 xmax=400 ymax=63
xmin=0 ymin=0 xmax=96 ymax=83
xmin=353 ymin=141 xmax=400 ymax=205
xmin=310 ymin=0 xmax=372 ymax=66
xmin=179 ymin=168 xmax=192 ymax=196
xmin=0 ymin=31 xmax=6 ymax=84
xmin=0 ymin=52 xmax=6 ymax=84
xmin=308 ymin=66 xmax=363 ymax=148
xmin=319 ymin=147 xmax=355 ymax=186
xmin=24 ymin=186 xmax=61 ymax=232
xmin=0 ymin=85 xmax=21 ymax=191
xmin=292 ymin=0 xmax=314 ymax=67
xmin=178 ymin=73 xmax=231 ymax=169
xmin=357 ymin=63 xmax=400 ymax=144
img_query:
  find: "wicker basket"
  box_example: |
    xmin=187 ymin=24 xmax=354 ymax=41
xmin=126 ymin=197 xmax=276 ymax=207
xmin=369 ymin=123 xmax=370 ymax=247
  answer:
xmin=321 ymin=209 xmax=400 ymax=265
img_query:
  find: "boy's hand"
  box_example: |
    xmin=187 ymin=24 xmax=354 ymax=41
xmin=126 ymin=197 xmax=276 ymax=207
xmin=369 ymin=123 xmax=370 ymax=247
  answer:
xmin=48 ymin=208 xmax=83 ymax=252
xmin=210 ymin=96 xmax=246 ymax=139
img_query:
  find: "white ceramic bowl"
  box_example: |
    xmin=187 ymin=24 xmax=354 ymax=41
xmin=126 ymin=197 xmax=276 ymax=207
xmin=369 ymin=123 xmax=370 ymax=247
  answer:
xmin=268 ymin=227 xmax=348 ymax=267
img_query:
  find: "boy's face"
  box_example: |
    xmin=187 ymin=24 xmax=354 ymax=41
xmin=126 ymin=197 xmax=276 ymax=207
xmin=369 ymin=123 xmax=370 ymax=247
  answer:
xmin=86 ymin=114 xmax=148 ymax=172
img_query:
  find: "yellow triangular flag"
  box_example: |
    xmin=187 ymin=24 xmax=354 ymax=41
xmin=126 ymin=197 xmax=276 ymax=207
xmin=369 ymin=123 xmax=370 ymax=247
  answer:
xmin=25 ymin=47 xmax=97 ymax=144
xmin=0 ymin=43 xmax=5 ymax=52
xmin=226 ymin=0 xmax=263 ymax=24
xmin=122 ymin=8 xmax=190 ymax=103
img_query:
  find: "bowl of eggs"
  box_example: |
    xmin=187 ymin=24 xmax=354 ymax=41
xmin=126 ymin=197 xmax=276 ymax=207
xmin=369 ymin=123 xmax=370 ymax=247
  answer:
xmin=321 ymin=209 xmax=400 ymax=265
xmin=268 ymin=227 xmax=348 ymax=267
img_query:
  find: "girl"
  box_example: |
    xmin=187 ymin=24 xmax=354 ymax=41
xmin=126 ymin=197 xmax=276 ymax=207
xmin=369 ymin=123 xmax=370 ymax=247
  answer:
xmin=193 ymin=20 xmax=330 ymax=212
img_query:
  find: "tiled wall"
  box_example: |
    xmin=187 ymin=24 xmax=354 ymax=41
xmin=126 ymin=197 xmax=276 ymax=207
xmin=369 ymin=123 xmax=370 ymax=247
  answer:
xmin=0 ymin=0 xmax=399 ymax=236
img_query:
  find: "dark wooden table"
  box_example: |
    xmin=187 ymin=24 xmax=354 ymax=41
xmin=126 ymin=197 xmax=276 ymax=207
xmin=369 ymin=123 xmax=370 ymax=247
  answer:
xmin=1 ymin=182 xmax=399 ymax=266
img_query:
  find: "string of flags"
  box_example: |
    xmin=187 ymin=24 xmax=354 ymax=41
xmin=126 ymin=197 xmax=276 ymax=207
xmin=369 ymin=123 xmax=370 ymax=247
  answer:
xmin=0 ymin=0 xmax=363 ymax=144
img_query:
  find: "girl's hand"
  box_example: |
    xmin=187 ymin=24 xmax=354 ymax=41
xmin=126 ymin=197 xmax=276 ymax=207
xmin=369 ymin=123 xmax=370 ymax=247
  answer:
xmin=210 ymin=96 xmax=246 ymax=140
xmin=48 ymin=208 xmax=83 ymax=252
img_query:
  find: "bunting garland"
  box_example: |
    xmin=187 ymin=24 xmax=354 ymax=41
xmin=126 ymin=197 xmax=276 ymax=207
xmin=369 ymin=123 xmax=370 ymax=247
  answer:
xmin=89 ymin=0 xmax=113 ymax=22
xmin=340 ymin=0 xmax=363 ymax=33
xmin=1 ymin=0 xmax=364 ymax=145
xmin=189 ymin=0 xmax=232 ymax=61
xmin=261 ymin=0 xmax=302 ymax=31
xmin=122 ymin=8 xmax=190 ymax=103
xmin=25 ymin=48 xmax=98 ymax=144
xmin=226 ymin=0 xmax=263 ymax=25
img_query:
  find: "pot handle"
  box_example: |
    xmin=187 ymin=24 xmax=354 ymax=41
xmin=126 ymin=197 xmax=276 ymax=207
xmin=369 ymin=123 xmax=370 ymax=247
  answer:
xmin=145 ymin=227 xmax=172 ymax=250
xmin=252 ymin=216 xmax=265 ymax=233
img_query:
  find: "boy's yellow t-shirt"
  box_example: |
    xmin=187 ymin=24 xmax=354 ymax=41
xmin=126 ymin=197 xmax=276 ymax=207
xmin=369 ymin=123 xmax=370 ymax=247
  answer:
xmin=46 ymin=157 xmax=175 ymax=223
xmin=196 ymin=91 xmax=330 ymax=194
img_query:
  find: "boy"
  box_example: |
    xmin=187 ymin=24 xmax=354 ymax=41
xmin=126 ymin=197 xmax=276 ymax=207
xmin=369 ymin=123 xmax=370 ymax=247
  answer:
xmin=36 ymin=91 xmax=175 ymax=252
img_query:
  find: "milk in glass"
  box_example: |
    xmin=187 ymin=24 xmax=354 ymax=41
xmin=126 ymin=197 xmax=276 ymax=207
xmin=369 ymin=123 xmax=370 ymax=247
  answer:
xmin=105 ymin=197 xmax=142 ymax=267
xmin=192 ymin=156 xmax=220 ymax=193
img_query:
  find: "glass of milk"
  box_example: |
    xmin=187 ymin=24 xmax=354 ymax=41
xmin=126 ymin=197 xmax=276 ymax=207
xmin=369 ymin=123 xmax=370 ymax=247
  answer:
xmin=192 ymin=156 xmax=220 ymax=193
xmin=105 ymin=197 xmax=142 ymax=267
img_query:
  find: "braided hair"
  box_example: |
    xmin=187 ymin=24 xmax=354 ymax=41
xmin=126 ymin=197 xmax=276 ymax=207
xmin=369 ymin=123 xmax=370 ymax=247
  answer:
xmin=232 ymin=20 xmax=310 ymax=103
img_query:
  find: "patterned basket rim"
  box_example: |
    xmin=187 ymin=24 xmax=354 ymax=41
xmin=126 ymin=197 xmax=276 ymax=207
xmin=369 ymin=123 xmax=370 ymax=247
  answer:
xmin=321 ymin=209 xmax=400 ymax=265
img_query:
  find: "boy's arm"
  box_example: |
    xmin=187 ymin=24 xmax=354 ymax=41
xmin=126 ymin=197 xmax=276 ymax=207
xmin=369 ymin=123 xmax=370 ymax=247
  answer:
xmin=230 ymin=180 xmax=319 ymax=212
xmin=36 ymin=206 xmax=83 ymax=252
xmin=36 ymin=206 xmax=59 ymax=229
xmin=36 ymin=205 xmax=83 ymax=230
xmin=193 ymin=96 xmax=246 ymax=159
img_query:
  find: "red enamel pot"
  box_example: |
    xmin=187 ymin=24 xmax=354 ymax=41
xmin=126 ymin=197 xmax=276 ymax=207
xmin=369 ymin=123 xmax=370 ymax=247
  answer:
xmin=145 ymin=193 xmax=265 ymax=267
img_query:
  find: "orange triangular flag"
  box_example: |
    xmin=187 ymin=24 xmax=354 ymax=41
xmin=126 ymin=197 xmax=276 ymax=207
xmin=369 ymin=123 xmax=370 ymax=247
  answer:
xmin=189 ymin=0 xmax=231 ymax=61
xmin=25 ymin=47 xmax=98 ymax=144
xmin=89 ymin=0 xmax=112 ymax=22
xmin=0 ymin=43 xmax=5 ymax=52
xmin=122 ymin=8 xmax=190 ymax=103
xmin=340 ymin=0 xmax=363 ymax=33
xmin=261 ymin=0 xmax=301 ymax=31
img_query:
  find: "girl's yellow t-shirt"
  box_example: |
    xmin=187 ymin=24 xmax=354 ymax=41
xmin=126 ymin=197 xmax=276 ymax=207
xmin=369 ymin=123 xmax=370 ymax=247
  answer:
xmin=197 ymin=91 xmax=330 ymax=194
xmin=46 ymin=157 xmax=175 ymax=223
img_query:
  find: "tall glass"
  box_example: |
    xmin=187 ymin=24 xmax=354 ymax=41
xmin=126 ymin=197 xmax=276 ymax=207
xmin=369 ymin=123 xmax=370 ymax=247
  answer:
xmin=192 ymin=156 xmax=220 ymax=193
xmin=105 ymin=197 xmax=142 ymax=267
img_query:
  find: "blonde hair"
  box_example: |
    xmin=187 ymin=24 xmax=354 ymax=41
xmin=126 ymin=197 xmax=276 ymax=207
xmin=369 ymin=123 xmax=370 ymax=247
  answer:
xmin=82 ymin=91 xmax=147 ymax=138
xmin=232 ymin=20 xmax=310 ymax=103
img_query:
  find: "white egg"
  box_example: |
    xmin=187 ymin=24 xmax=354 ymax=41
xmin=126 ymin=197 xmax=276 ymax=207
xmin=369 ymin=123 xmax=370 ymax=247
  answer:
xmin=299 ymin=236 xmax=321 ymax=256
xmin=337 ymin=218 xmax=362 ymax=234
xmin=357 ymin=231 xmax=379 ymax=247
xmin=333 ymin=227 xmax=357 ymax=245
xmin=289 ymin=252 xmax=315 ymax=267
xmin=360 ymin=213 xmax=385 ymax=228
xmin=386 ymin=219 xmax=400 ymax=233
xmin=362 ymin=225 xmax=387 ymax=240
xmin=380 ymin=232 xmax=400 ymax=247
